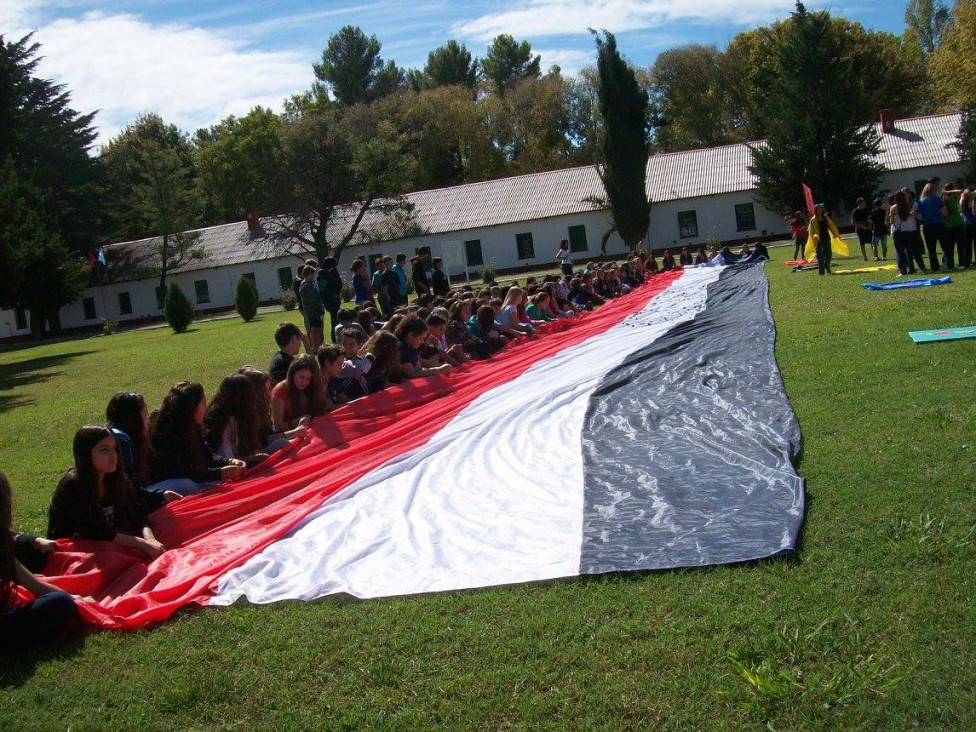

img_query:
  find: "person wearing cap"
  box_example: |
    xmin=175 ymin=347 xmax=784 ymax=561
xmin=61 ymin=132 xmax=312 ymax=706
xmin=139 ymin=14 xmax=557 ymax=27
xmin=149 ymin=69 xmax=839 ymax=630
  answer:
xmin=851 ymin=197 xmax=873 ymax=261
xmin=917 ymin=178 xmax=948 ymax=272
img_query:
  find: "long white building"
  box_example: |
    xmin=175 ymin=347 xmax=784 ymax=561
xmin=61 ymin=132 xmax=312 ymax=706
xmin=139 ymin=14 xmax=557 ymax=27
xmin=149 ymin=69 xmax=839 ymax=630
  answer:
xmin=1 ymin=112 xmax=965 ymax=341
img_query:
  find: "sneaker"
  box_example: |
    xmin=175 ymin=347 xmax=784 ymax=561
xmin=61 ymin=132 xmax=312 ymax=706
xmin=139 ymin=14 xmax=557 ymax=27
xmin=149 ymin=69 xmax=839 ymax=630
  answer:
xmin=873 ymin=257 xmax=881 ymax=262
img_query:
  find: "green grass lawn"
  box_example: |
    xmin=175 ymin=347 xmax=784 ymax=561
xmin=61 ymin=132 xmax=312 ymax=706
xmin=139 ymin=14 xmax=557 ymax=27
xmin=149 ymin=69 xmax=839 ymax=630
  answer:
xmin=1 ymin=244 xmax=973 ymax=728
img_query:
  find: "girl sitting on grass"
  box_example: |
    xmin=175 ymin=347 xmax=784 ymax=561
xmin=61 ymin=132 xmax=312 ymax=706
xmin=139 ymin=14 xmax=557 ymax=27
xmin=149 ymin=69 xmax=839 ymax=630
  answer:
xmin=203 ymin=374 xmax=271 ymax=468
xmin=236 ymin=367 xmax=307 ymax=453
xmin=359 ymin=330 xmax=400 ymax=390
xmin=147 ymin=382 xmax=247 ymax=497
xmin=446 ymin=301 xmax=492 ymax=360
xmin=496 ymin=287 xmax=534 ymax=336
xmin=48 ymin=426 xmax=165 ymax=560
xmin=395 ymin=316 xmax=453 ymax=379
xmin=467 ymin=305 xmax=509 ymax=355
xmin=271 ymin=356 xmax=328 ymax=432
xmin=526 ymin=291 xmax=556 ymax=322
xmin=2 ymin=471 xmax=80 ymax=652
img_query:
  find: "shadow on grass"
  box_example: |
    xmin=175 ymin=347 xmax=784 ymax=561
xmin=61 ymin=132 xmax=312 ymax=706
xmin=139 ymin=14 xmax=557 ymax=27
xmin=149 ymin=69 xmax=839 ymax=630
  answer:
xmin=0 ymin=633 xmax=87 ymax=688
xmin=0 ymin=352 xmax=95 ymax=415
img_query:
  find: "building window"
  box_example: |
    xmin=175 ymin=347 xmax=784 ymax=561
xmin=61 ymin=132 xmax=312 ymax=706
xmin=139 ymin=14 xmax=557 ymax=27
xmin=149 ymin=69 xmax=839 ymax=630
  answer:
xmin=155 ymin=286 xmax=167 ymax=310
xmin=194 ymin=280 xmax=210 ymax=304
xmin=735 ymin=203 xmax=756 ymax=232
xmin=118 ymin=292 xmax=132 ymax=316
xmin=14 ymin=308 xmax=27 ymax=330
xmin=277 ymin=266 xmax=293 ymax=289
xmin=465 ymin=239 xmax=484 ymax=267
xmin=568 ymin=225 xmax=588 ymax=252
xmin=82 ymin=297 xmax=96 ymax=321
xmin=678 ymin=210 xmax=699 ymax=239
xmin=516 ymin=232 xmax=535 ymax=260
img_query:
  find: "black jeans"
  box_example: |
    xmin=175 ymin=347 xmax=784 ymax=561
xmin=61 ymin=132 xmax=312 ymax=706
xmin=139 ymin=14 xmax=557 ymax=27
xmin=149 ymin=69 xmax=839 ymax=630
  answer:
xmin=943 ymin=225 xmax=963 ymax=269
xmin=962 ymin=221 xmax=976 ymax=268
xmin=911 ymin=231 xmax=928 ymax=272
xmin=892 ymin=231 xmax=914 ymax=275
xmin=816 ymin=238 xmax=832 ymax=274
xmin=326 ymin=305 xmax=341 ymax=342
xmin=0 ymin=591 xmax=78 ymax=651
xmin=922 ymin=222 xmax=947 ymax=271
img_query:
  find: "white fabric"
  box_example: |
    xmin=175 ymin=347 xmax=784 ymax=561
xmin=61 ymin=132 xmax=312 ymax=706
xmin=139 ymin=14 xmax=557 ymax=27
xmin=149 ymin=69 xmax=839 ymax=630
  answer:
xmin=212 ymin=267 xmax=723 ymax=605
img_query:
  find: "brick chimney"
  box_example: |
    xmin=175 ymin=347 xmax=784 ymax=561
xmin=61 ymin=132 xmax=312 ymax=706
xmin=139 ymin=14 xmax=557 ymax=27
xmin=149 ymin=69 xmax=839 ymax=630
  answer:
xmin=880 ymin=109 xmax=896 ymax=134
xmin=246 ymin=212 xmax=260 ymax=231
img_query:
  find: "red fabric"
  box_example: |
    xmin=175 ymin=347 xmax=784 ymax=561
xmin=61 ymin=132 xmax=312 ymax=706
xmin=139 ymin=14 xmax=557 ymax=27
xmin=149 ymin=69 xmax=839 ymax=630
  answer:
xmin=35 ymin=272 xmax=681 ymax=629
xmin=802 ymin=184 xmax=816 ymax=216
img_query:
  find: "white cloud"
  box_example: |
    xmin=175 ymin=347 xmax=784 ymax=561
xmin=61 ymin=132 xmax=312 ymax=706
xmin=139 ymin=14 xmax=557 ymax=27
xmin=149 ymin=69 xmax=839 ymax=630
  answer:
xmin=453 ymin=0 xmax=795 ymax=42
xmin=536 ymin=48 xmax=591 ymax=75
xmin=23 ymin=11 xmax=313 ymax=145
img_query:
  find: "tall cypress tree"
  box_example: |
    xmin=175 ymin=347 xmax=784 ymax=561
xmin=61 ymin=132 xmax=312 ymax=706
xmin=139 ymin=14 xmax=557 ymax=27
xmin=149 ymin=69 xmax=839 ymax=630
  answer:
xmin=749 ymin=3 xmax=882 ymax=214
xmin=593 ymin=31 xmax=651 ymax=250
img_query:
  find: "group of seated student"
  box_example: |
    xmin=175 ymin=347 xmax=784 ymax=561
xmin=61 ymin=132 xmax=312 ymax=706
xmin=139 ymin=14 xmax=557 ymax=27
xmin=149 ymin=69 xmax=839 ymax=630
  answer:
xmin=1 ymin=248 xmax=708 ymax=651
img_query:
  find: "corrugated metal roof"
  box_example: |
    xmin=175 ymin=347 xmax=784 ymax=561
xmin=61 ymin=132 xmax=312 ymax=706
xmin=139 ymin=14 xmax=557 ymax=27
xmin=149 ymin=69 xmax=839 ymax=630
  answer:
xmin=104 ymin=112 xmax=962 ymax=278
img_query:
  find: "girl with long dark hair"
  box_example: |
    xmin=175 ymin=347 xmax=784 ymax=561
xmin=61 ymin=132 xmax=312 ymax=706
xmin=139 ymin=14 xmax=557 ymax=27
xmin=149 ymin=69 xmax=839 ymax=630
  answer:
xmin=1 ymin=471 xmax=79 ymax=651
xmin=203 ymin=374 xmax=270 ymax=468
xmin=48 ymin=426 xmax=164 ymax=559
xmin=237 ymin=367 xmax=307 ymax=453
xmin=105 ymin=391 xmax=149 ymax=488
xmin=271 ymin=356 xmax=328 ymax=432
xmin=147 ymin=382 xmax=246 ymax=497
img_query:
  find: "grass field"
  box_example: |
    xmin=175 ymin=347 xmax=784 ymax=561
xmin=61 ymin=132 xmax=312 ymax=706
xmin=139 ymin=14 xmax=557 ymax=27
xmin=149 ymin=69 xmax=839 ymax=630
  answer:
xmin=1 ymin=244 xmax=973 ymax=728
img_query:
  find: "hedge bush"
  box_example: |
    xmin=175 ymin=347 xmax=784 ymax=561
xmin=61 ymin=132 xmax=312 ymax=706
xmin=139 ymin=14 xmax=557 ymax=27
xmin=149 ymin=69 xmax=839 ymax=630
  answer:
xmin=163 ymin=282 xmax=194 ymax=333
xmin=235 ymin=277 xmax=259 ymax=322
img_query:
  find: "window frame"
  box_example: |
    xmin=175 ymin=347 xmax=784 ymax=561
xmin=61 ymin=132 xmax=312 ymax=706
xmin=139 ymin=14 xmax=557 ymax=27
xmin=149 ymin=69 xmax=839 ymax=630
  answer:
xmin=677 ymin=210 xmax=699 ymax=239
xmin=194 ymin=279 xmax=211 ymax=305
xmin=464 ymin=239 xmax=484 ymax=267
xmin=568 ymin=224 xmax=588 ymax=253
xmin=515 ymin=232 xmax=536 ymax=260
xmin=118 ymin=291 xmax=133 ymax=316
xmin=82 ymin=297 xmax=97 ymax=321
xmin=277 ymin=266 xmax=293 ymax=290
xmin=734 ymin=202 xmax=757 ymax=232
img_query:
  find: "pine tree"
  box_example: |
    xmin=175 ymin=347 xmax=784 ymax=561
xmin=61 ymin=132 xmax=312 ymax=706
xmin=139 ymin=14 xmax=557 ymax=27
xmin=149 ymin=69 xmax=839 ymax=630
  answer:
xmin=748 ymin=2 xmax=883 ymax=215
xmin=163 ymin=282 xmax=194 ymax=333
xmin=593 ymin=30 xmax=651 ymax=250
xmin=0 ymin=34 xmax=101 ymax=337
xmin=235 ymin=277 xmax=259 ymax=322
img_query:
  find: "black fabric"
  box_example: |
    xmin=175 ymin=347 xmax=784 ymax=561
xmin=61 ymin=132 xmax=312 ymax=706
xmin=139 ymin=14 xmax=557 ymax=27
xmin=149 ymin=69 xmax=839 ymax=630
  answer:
xmin=579 ymin=264 xmax=804 ymax=573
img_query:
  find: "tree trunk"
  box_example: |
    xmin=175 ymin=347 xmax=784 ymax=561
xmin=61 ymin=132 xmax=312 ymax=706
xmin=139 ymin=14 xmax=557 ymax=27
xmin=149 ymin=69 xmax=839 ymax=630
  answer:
xmin=158 ymin=233 xmax=170 ymax=291
xmin=29 ymin=310 xmax=46 ymax=340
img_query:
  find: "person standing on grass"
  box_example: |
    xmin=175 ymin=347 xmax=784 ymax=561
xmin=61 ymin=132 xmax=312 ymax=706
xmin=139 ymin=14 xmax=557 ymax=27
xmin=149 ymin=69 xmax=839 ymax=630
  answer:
xmin=870 ymin=198 xmax=888 ymax=261
xmin=411 ymin=247 xmax=431 ymax=297
xmin=381 ymin=256 xmax=402 ymax=310
xmin=942 ymin=183 xmax=964 ymax=270
xmin=371 ymin=257 xmax=391 ymax=316
xmin=808 ymin=204 xmax=841 ymax=276
xmin=556 ymin=239 xmax=573 ymax=276
xmin=431 ymin=257 xmax=451 ymax=297
xmin=1 ymin=471 xmax=80 ymax=652
xmin=317 ymin=258 xmax=343 ymax=343
xmin=350 ymin=259 xmax=373 ymax=308
xmin=917 ymin=178 xmax=948 ymax=272
xmin=299 ymin=265 xmax=325 ymax=352
xmin=960 ymin=187 xmax=975 ymax=269
xmin=392 ymin=253 xmax=409 ymax=305
xmin=889 ymin=190 xmax=919 ymax=276
xmin=788 ymin=211 xmax=808 ymax=261
xmin=851 ymin=197 xmax=873 ymax=261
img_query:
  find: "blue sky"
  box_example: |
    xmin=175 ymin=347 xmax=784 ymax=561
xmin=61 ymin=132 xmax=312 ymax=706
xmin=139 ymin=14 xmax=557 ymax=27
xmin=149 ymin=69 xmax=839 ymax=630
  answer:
xmin=3 ymin=1 xmax=903 ymax=146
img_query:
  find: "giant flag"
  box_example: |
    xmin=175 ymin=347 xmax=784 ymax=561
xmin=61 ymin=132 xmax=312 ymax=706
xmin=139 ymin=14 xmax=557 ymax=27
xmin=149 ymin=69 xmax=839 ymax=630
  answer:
xmin=33 ymin=264 xmax=805 ymax=628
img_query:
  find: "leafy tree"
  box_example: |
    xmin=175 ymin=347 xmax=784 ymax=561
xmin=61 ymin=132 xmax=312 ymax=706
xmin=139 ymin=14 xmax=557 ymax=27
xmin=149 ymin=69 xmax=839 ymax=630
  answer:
xmin=163 ymin=281 xmax=194 ymax=333
xmin=929 ymin=0 xmax=976 ymax=108
xmin=905 ymin=0 xmax=950 ymax=54
xmin=194 ymin=106 xmax=283 ymax=223
xmin=128 ymin=138 xmax=206 ymax=292
xmin=593 ymin=30 xmax=651 ymax=250
xmin=649 ymin=45 xmax=735 ymax=152
xmin=395 ymin=85 xmax=502 ymax=188
xmin=100 ymin=112 xmax=198 ymax=242
xmin=482 ymin=34 xmax=541 ymax=95
xmin=749 ymin=3 xmax=883 ymax=215
xmin=234 ymin=277 xmax=259 ymax=322
xmin=313 ymin=26 xmax=402 ymax=106
xmin=0 ymin=34 xmax=101 ymax=337
xmin=952 ymin=106 xmax=976 ymax=182
xmin=423 ymin=41 xmax=479 ymax=90
xmin=263 ymin=110 xmax=417 ymax=264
